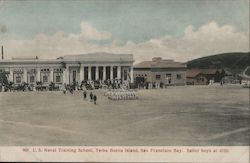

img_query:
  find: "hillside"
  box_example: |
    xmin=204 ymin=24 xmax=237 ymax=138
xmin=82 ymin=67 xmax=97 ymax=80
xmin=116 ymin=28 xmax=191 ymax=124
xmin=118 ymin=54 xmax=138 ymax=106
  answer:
xmin=187 ymin=52 xmax=250 ymax=70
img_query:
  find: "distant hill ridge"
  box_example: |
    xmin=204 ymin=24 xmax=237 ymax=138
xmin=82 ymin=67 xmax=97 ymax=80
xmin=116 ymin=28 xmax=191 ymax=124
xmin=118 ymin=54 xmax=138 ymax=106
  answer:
xmin=187 ymin=52 xmax=250 ymax=70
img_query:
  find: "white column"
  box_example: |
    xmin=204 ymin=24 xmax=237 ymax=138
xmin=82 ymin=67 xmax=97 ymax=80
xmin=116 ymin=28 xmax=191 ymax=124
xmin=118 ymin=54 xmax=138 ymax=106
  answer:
xmin=80 ymin=65 xmax=83 ymax=82
xmin=66 ymin=66 xmax=69 ymax=84
xmin=36 ymin=68 xmax=40 ymax=82
xmin=82 ymin=66 xmax=85 ymax=81
xmin=9 ymin=68 xmax=14 ymax=82
xmin=103 ymin=66 xmax=106 ymax=80
xmin=63 ymin=66 xmax=69 ymax=85
xmin=130 ymin=66 xmax=134 ymax=83
xmin=63 ymin=69 xmax=66 ymax=84
xmin=110 ymin=66 xmax=113 ymax=80
xmin=88 ymin=66 xmax=91 ymax=80
xmin=50 ymin=68 xmax=54 ymax=82
xmin=117 ymin=66 xmax=121 ymax=79
xmin=23 ymin=68 xmax=27 ymax=83
xmin=95 ymin=66 xmax=99 ymax=80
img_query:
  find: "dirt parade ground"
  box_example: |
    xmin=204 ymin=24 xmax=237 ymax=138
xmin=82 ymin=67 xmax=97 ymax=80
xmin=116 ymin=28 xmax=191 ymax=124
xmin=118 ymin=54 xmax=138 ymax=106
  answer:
xmin=0 ymin=85 xmax=249 ymax=146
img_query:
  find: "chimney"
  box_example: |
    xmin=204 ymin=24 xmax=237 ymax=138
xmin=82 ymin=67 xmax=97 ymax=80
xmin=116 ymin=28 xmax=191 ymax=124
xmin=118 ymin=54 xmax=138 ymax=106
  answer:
xmin=1 ymin=46 xmax=3 ymax=60
xmin=152 ymin=57 xmax=162 ymax=62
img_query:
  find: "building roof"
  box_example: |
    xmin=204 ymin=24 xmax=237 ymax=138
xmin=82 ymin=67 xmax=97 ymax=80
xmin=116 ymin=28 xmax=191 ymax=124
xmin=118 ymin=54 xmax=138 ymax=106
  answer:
xmin=134 ymin=57 xmax=186 ymax=68
xmin=63 ymin=52 xmax=134 ymax=62
xmin=0 ymin=53 xmax=134 ymax=64
xmin=187 ymin=68 xmax=224 ymax=78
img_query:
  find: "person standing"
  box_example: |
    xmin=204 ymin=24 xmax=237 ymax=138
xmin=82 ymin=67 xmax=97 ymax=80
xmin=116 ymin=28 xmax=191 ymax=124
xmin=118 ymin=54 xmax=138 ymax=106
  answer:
xmin=83 ymin=90 xmax=87 ymax=100
xmin=90 ymin=92 xmax=93 ymax=102
xmin=93 ymin=95 xmax=97 ymax=104
xmin=220 ymin=80 xmax=223 ymax=86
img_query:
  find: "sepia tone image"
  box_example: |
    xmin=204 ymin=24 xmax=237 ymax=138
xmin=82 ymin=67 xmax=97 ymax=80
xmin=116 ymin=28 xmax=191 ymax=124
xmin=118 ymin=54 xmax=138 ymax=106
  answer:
xmin=0 ymin=0 xmax=249 ymax=147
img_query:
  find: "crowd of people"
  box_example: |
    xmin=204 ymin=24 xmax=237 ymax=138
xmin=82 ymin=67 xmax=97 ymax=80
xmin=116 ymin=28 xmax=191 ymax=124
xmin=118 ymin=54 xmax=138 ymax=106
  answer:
xmin=136 ymin=81 xmax=167 ymax=89
xmin=73 ymin=79 xmax=130 ymax=90
xmin=0 ymin=78 xmax=132 ymax=92
xmin=104 ymin=89 xmax=138 ymax=100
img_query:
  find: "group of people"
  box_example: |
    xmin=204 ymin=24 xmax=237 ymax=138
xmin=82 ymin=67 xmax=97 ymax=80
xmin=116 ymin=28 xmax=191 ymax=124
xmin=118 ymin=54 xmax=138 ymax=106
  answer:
xmin=104 ymin=89 xmax=138 ymax=100
xmin=83 ymin=91 xmax=98 ymax=104
xmin=136 ymin=82 xmax=167 ymax=89
xmin=70 ymin=79 xmax=131 ymax=91
xmin=62 ymin=87 xmax=98 ymax=104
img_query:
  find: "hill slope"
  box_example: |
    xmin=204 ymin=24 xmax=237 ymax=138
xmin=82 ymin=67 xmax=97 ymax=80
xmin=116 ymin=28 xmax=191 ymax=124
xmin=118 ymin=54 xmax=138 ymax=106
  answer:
xmin=187 ymin=52 xmax=250 ymax=70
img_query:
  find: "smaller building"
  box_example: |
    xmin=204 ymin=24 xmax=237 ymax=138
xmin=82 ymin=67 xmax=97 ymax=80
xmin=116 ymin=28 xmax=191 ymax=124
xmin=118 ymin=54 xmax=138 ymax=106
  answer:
xmin=133 ymin=57 xmax=187 ymax=87
xmin=186 ymin=68 xmax=225 ymax=85
xmin=239 ymin=66 xmax=250 ymax=88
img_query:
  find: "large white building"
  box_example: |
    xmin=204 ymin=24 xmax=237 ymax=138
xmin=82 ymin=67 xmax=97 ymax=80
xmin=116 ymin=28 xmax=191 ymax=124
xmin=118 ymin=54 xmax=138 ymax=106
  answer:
xmin=0 ymin=53 xmax=134 ymax=85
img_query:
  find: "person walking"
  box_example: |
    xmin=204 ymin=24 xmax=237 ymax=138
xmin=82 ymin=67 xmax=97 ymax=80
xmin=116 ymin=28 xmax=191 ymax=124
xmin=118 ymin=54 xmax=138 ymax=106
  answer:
xmin=70 ymin=87 xmax=73 ymax=94
xmin=63 ymin=88 xmax=66 ymax=94
xmin=90 ymin=92 xmax=93 ymax=102
xmin=93 ymin=95 xmax=97 ymax=104
xmin=83 ymin=90 xmax=87 ymax=100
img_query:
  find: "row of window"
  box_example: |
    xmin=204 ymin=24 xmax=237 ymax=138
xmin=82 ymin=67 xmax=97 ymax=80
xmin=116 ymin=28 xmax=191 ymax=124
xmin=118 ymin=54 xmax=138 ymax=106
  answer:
xmin=41 ymin=69 xmax=50 ymax=72
xmin=135 ymin=73 xmax=182 ymax=80
xmin=156 ymin=74 xmax=182 ymax=80
xmin=40 ymin=68 xmax=62 ymax=72
xmin=135 ymin=74 xmax=147 ymax=77
xmin=15 ymin=75 xmax=61 ymax=83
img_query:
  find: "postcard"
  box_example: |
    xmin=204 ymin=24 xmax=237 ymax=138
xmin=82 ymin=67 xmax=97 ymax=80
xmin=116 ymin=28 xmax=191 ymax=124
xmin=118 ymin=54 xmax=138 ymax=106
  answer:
xmin=0 ymin=0 xmax=249 ymax=162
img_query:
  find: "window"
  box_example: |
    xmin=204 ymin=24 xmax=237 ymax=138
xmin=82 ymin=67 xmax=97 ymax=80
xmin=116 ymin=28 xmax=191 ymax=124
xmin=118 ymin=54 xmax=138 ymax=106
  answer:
xmin=43 ymin=75 xmax=48 ymax=83
xmin=30 ymin=69 xmax=36 ymax=73
xmin=56 ymin=76 xmax=61 ymax=83
xmin=16 ymin=76 xmax=21 ymax=83
xmin=30 ymin=76 xmax=35 ymax=83
xmin=199 ymin=77 xmax=204 ymax=82
xmin=124 ymin=70 xmax=128 ymax=80
xmin=177 ymin=74 xmax=182 ymax=79
xmin=156 ymin=74 xmax=161 ymax=80
xmin=41 ymin=68 xmax=49 ymax=72
xmin=166 ymin=73 xmax=171 ymax=78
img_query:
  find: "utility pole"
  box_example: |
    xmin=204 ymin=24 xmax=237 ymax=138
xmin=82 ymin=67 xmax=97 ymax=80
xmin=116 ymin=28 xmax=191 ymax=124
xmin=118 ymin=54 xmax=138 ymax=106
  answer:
xmin=1 ymin=46 xmax=3 ymax=60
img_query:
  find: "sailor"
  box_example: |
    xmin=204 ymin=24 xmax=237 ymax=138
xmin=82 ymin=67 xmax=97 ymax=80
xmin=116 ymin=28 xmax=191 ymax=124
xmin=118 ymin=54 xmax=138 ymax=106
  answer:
xmin=93 ymin=95 xmax=97 ymax=104
xmin=83 ymin=90 xmax=87 ymax=100
xmin=90 ymin=92 xmax=93 ymax=102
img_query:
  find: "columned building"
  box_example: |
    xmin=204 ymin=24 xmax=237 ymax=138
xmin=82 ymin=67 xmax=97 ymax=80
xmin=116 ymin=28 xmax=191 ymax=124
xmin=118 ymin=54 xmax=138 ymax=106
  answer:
xmin=0 ymin=53 xmax=134 ymax=85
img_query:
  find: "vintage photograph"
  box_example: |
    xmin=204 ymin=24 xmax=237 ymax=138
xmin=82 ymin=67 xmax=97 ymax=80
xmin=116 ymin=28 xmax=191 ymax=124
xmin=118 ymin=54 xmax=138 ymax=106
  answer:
xmin=0 ymin=0 xmax=249 ymax=154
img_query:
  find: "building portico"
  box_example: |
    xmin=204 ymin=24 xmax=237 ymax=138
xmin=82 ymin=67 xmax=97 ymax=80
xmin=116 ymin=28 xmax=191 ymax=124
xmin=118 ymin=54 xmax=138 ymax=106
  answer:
xmin=65 ymin=64 xmax=131 ymax=84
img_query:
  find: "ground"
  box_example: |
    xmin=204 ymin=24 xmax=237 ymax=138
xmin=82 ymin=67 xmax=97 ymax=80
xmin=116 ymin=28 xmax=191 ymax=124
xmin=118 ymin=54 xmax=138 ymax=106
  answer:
xmin=0 ymin=85 xmax=249 ymax=146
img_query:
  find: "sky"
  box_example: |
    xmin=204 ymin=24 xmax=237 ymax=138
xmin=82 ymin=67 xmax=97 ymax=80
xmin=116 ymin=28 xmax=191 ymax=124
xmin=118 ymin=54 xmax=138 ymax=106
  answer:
xmin=0 ymin=0 xmax=249 ymax=63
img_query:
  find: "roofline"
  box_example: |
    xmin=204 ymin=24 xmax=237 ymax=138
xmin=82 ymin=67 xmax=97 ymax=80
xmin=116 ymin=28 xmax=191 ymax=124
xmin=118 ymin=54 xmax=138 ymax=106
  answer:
xmin=134 ymin=66 xmax=187 ymax=69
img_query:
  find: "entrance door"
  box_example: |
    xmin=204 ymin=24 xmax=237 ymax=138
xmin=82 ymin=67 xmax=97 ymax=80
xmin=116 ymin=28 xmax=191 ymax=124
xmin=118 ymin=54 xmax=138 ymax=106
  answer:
xmin=73 ymin=70 xmax=76 ymax=83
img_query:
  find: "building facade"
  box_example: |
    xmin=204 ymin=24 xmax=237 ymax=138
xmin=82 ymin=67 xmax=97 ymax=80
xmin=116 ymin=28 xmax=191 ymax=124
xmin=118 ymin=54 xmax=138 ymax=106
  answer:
xmin=133 ymin=57 xmax=187 ymax=87
xmin=186 ymin=68 xmax=225 ymax=85
xmin=0 ymin=53 xmax=134 ymax=86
